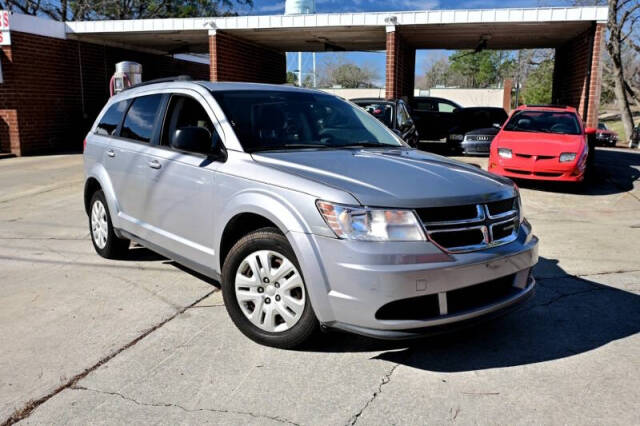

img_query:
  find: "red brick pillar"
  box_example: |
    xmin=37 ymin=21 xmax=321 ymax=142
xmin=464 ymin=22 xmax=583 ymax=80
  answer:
xmin=208 ymin=30 xmax=286 ymax=84
xmin=385 ymin=27 xmax=415 ymax=101
xmin=584 ymin=23 xmax=605 ymax=128
xmin=552 ymin=23 xmax=605 ymax=128
xmin=0 ymin=45 xmax=20 ymax=155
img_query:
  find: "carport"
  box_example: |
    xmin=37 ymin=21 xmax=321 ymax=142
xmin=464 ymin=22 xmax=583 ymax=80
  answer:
xmin=66 ymin=6 xmax=608 ymax=127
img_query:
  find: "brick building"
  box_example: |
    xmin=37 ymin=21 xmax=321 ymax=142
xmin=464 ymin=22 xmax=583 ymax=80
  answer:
xmin=0 ymin=6 xmax=607 ymax=156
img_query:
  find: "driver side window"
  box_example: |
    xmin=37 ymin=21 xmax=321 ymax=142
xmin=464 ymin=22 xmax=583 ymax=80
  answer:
xmin=161 ymin=95 xmax=219 ymax=153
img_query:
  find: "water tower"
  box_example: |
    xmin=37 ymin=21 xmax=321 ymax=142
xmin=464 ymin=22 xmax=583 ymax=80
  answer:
xmin=285 ymin=0 xmax=316 ymax=15
xmin=285 ymin=0 xmax=317 ymax=87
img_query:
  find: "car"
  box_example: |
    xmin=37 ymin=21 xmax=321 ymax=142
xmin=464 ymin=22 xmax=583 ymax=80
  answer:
xmin=352 ymin=98 xmax=419 ymax=147
xmin=447 ymin=107 xmax=509 ymax=155
xmin=489 ymin=105 xmax=596 ymax=182
xmin=84 ymin=80 xmax=538 ymax=349
xmin=409 ymin=96 xmax=462 ymax=143
xmin=594 ymin=122 xmax=618 ymax=147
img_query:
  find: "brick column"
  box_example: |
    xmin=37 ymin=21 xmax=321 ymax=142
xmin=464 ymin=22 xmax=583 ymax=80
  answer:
xmin=584 ymin=23 xmax=605 ymax=128
xmin=385 ymin=27 xmax=415 ymax=101
xmin=209 ymin=30 xmax=286 ymax=84
xmin=0 ymin=45 xmax=20 ymax=155
xmin=552 ymin=23 xmax=605 ymax=128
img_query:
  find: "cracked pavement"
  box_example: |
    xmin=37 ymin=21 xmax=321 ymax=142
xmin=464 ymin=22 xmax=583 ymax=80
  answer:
xmin=1 ymin=149 xmax=639 ymax=425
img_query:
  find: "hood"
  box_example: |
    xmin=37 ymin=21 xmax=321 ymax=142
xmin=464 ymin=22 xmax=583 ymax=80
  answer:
xmin=465 ymin=127 xmax=500 ymax=137
xmin=252 ymin=148 xmax=515 ymax=208
xmin=495 ymin=131 xmax=584 ymax=156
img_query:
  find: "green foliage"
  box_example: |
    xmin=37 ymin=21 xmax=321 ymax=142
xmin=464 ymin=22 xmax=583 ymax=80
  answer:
xmin=448 ymin=50 xmax=515 ymax=88
xmin=520 ymin=58 xmax=554 ymax=105
xmin=286 ymin=71 xmax=298 ymax=86
xmin=331 ymin=63 xmax=375 ymax=88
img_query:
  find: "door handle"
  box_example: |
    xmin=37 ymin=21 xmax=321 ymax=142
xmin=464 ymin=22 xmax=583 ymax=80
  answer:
xmin=106 ymin=149 xmax=115 ymax=158
xmin=148 ymin=160 xmax=162 ymax=169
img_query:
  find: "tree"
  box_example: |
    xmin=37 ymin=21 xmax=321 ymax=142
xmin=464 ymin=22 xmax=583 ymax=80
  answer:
xmin=0 ymin=0 xmax=253 ymax=20
xmin=448 ymin=50 xmax=515 ymax=88
xmin=318 ymin=57 xmax=378 ymax=88
xmin=286 ymin=71 xmax=298 ymax=86
xmin=521 ymin=58 xmax=554 ymax=105
xmin=606 ymin=0 xmax=639 ymax=140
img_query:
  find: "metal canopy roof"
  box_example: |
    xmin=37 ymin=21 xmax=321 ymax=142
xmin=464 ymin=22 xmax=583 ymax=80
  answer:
xmin=63 ymin=6 xmax=608 ymax=54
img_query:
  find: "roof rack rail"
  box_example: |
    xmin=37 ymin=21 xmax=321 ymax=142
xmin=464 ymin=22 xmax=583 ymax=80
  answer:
xmin=121 ymin=75 xmax=193 ymax=92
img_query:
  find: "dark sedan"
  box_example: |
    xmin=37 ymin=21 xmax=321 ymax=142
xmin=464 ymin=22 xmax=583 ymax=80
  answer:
xmin=447 ymin=107 xmax=508 ymax=155
xmin=352 ymin=98 xmax=419 ymax=147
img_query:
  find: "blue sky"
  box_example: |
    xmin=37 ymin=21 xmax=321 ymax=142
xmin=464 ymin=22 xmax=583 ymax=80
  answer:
xmin=236 ymin=0 xmax=573 ymax=85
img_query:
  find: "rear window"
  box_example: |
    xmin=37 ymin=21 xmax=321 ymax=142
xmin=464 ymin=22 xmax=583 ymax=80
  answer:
xmin=504 ymin=110 xmax=581 ymax=135
xmin=120 ymin=94 xmax=164 ymax=143
xmin=96 ymin=101 xmax=128 ymax=136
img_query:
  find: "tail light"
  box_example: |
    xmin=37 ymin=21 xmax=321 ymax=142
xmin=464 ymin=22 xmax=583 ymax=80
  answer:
xmin=83 ymin=138 xmax=87 ymax=152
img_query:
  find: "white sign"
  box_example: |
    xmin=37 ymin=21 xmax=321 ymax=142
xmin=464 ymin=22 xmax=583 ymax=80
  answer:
xmin=0 ymin=11 xmax=10 ymax=46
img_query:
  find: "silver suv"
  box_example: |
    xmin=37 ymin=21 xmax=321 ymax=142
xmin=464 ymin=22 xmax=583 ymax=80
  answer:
xmin=84 ymin=80 xmax=538 ymax=348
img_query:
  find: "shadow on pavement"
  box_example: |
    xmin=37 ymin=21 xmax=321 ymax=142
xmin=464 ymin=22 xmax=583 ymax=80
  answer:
xmin=305 ymin=257 xmax=640 ymax=372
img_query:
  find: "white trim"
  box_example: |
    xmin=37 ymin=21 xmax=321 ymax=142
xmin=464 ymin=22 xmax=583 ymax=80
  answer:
xmin=9 ymin=12 xmax=66 ymax=39
xmin=64 ymin=6 xmax=608 ymax=35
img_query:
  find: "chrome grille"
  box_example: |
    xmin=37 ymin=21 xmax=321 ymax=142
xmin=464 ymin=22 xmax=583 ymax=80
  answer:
xmin=417 ymin=198 xmax=519 ymax=253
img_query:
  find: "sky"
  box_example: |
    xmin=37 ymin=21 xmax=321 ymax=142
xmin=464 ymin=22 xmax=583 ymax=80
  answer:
xmin=235 ymin=0 xmax=575 ymax=86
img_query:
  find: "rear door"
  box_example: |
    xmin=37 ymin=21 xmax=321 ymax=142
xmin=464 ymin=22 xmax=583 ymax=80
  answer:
xmin=106 ymin=93 xmax=166 ymax=239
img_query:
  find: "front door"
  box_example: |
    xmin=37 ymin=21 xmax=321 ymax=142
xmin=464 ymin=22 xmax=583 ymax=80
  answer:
xmin=142 ymin=92 xmax=222 ymax=269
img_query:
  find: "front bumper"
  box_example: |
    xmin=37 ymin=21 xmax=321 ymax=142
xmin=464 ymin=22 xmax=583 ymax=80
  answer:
xmin=290 ymin=224 xmax=538 ymax=338
xmin=489 ymin=158 xmax=585 ymax=182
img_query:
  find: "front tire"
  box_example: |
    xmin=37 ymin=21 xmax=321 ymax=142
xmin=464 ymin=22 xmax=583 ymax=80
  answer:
xmin=89 ymin=190 xmax=129 ymax=259
xmin=221 ymin=228 xmax=318 ymax=349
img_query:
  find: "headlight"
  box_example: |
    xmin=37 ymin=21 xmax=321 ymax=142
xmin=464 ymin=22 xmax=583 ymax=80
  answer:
xmin=450 ymin=134 xmax=464 ymax=141
xmin=498 ymin=148 xmax=512 ymax=159
xmin=559 ymin=152 xmax=577 ymax=162
xmin=316 ymin=201 xmax=426 ymax=241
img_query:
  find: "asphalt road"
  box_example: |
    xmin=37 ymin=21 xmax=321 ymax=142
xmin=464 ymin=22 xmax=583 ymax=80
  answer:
xmin=0 ymin=149 xmax=638 ymax=425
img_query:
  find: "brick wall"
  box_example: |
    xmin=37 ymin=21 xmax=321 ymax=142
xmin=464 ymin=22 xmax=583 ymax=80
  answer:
xmin=0 ymin=31 xmax=209 ymax=156
xmin=385 ymin=29 xmax=415 ymax=101
xmin=209 ymin=31 xmax=285 ymax=84
xmin=552 ymin=23 xmax=604 ymax=128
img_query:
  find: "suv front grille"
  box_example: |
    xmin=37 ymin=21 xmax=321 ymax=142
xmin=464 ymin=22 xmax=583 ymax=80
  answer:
xmin=416 ymin=198 xmax=519 ymax=253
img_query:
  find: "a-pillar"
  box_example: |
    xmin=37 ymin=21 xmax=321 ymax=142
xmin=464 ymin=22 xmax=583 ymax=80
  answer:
xmin=385 ymin=26 xmax=415 ymax=101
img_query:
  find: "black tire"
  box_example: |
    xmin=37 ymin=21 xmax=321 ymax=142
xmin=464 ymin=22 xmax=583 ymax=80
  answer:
xmin=88 ymin=190 xmax=130 ymax=259
xmin=221 ymin=227 xmax=319 ymax=349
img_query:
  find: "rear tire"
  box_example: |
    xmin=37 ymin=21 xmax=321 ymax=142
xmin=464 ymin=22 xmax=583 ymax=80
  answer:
xmin=221 ymin=227 xmax=318 ymax=349
xmin=89 ymin=190 xmax=129 ymax=259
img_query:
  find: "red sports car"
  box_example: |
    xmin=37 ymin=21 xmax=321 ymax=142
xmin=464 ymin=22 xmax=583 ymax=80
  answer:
xmin=489 ymin=105 xmax=596 ymax=182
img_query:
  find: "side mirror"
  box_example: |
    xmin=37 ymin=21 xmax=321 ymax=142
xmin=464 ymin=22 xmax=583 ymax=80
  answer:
xmin=585 ymin=127 xmax=597 ymax=135
xmin=171 ymin=126 xmax=215 ymax=155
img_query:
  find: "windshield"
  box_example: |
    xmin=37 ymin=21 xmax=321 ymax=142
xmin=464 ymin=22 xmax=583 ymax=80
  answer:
xmin=211 ymin=90 xmax=404 ymax=152
xmin=354 ymin=102 xmax=394 ymax=127
xmin=504 ymin=110 xmax=581 ymax=135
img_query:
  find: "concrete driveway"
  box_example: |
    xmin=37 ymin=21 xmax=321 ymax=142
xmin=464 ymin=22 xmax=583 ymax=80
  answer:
xmin=0 ymin=149 xmax=638 ymax=425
